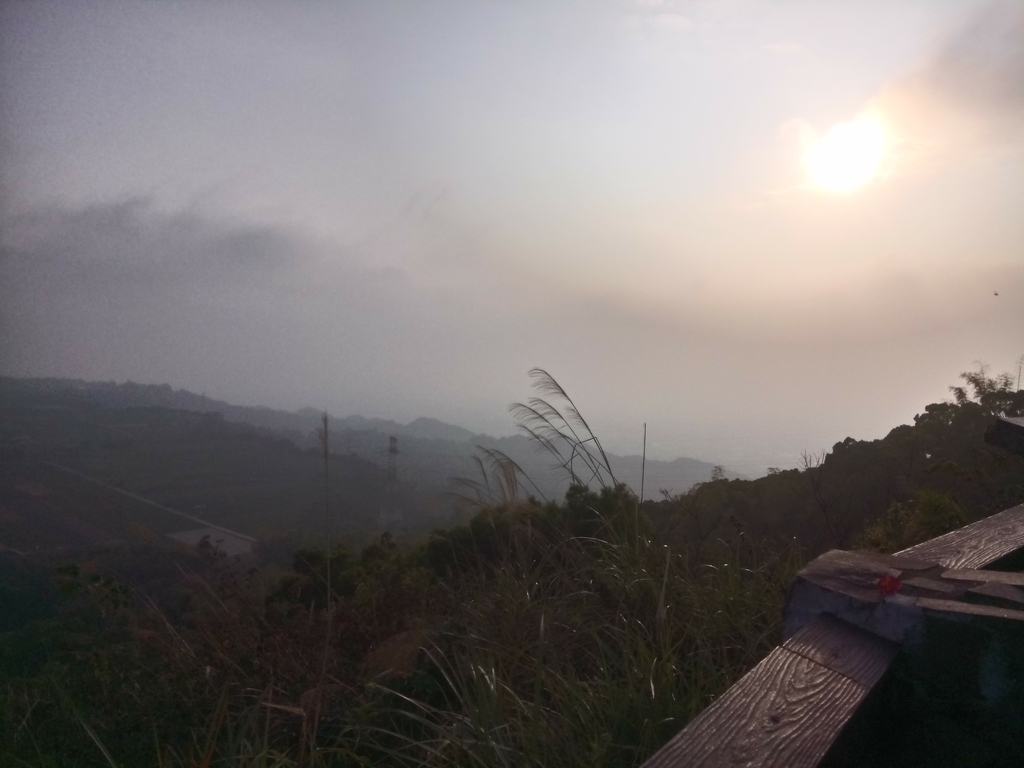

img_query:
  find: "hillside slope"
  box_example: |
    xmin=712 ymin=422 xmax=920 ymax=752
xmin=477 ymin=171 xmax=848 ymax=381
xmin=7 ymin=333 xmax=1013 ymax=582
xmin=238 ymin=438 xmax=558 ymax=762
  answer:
xmin=0 ymin=377 xmax=734 ymax=502
xmin=645 ymin=373 xmax=1024 ymax=554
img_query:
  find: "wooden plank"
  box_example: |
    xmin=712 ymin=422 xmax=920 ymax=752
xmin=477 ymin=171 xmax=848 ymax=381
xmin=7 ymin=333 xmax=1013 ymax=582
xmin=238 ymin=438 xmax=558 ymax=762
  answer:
xmin=901 ymin=576 xmax=959 ymax=594
xmin=917 ymin=596 xmax=1024 ymax=621
xmin=679 ymin=505 xmax=1024 ymax=768
xmin=809 ymin=549 xmax=900 ymax=576
xmin=794 ymin=549 xmax=897 ymax=604
xmin=640 ymin=647 xmax=861 ymax=768
xmin=782 ymin=614 xmax=898 ymax=687
xmin=941 ymin=568 xmax=1024 ymax=586
xmin=851 ymin=551 xmax=939 ymax=572
xmin=897 ymin=503 xmax=1024 ymax=569
xmin=783 ymin=571 xmax=923 ymax=645
xmin=986 ymin=415 xmax=1024 ymax=456
xmin=966 ymin=581 xmax=1024 ymax=607
xmin=642 ymin=617 xmax=896 ymax=768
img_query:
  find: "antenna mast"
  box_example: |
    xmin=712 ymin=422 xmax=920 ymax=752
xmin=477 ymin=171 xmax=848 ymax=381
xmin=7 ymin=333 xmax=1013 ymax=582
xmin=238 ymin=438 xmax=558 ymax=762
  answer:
xmin=379 ymin=435 xmax=402 ymax=529
xmin=640 ymin=423 xmax=647 ymax=505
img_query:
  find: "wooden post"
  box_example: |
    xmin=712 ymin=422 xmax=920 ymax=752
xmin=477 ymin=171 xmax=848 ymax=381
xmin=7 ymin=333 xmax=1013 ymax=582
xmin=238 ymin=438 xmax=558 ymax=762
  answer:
xmin=641 ymin=503 xmax=1024 ymax=768
xmin=641 ymin=615 xmax=897 ymax=768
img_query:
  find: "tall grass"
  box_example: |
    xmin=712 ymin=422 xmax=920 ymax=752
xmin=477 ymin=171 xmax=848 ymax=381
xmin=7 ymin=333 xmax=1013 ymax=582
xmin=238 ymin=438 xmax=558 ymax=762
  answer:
xmin=381 ymin=494 xmax=800 ymax=768
xmin=2 ymin=372 xmax=803 ymax=767
xmin=359 ymin=371 xmax=803 ymax=767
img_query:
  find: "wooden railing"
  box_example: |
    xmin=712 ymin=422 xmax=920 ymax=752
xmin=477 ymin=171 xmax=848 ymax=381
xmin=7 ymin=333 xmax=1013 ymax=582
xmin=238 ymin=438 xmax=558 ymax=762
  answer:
xmin=640 ymin=501 xmax=1024 ymax=768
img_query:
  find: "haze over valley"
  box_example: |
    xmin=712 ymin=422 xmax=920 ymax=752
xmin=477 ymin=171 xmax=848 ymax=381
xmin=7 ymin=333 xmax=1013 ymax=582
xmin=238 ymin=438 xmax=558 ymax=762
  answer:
xmin=3 ymin=0 xmax=1022 ymax=479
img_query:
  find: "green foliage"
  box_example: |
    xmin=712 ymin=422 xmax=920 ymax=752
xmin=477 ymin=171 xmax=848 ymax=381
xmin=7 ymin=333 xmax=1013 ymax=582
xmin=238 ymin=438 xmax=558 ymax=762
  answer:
xmin=378 ymin=496 xmax=800 ymax=768
xmin=0 ymin=386 xmax=390 ymax=543
xmin=949 ymin=363 xmax=1023 ymax=416
xmin=426 ymin=483 xmax=652 ymax=579
xmin=646 ymin=364 xmax=1024 ymax=553
xmin=281 ymin=545 xmax=358 ymax=607
xmin=2 ymin=364 xmax=1020 ymax=766
xmin=855 ymin=490 xmax=968 ymax=554
xmin=1 ymin=476 xmax=799 ymax=768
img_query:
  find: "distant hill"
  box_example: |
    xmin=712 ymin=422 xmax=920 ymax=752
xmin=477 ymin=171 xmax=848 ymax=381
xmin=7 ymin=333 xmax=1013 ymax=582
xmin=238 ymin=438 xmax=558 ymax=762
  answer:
xmin=0 ymin=378 xmax=736 ymax=503
xmin=0 ymin=386 xmax=397 ymax=550
xmin=642 ymin=375 xmax=1024 ymax=554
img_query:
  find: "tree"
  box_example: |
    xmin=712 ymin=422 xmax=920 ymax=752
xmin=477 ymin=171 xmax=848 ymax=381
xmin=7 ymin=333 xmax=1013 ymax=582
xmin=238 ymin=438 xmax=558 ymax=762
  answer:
xmin=949 ymin=363 xmax=1023 ymax=416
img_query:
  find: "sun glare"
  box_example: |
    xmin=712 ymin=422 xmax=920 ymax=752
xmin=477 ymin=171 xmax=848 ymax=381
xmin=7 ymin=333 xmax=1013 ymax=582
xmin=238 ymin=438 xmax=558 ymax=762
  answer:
xmin=805 ymin=115 xmax=886 ymax=192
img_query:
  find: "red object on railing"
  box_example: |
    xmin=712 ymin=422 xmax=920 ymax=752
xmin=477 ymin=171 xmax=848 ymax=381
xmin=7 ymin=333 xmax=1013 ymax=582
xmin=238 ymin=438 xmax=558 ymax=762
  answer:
xmin=877 ymin=574 xmax=901 ymax=596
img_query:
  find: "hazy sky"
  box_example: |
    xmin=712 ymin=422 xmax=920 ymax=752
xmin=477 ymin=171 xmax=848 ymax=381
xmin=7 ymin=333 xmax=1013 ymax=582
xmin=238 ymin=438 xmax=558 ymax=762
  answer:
xmin=2 ymin=0 xmax=1022 ymax=475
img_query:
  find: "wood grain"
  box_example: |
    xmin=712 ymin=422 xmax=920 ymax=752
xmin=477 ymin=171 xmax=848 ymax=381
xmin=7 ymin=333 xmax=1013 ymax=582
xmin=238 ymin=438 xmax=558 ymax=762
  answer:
xmin=852 ymin=551 xmax=939 ymax=572
xmin=901 ymin=576 xmax=959 ymax=594
xmin=898 ymin=503 xmax=1024 ymax=569
xmin=642 ymin=617 xmax=893 ymax=768
xmin=782 ymin=614 xmax=897 ymax=687
xmin=917 ymin=596 xmax=1024 ymax=621
xmin=987 ymin=415 xmax=1024 ymax=456
xmin=794 ymin=550 xmax=897 ymax=604
xmin=941 ymin=568 xmax=1024 ymax=586
xmin=651 ymin=505 xmax=1024 ymax=768
xmin=967 ymin=581 xmax=1024 ymax=606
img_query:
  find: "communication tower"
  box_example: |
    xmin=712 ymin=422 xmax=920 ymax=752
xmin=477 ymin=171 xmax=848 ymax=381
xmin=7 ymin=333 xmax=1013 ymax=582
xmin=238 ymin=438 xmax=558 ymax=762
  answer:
xmin=379 ymin=435 xmax=402 ymax=528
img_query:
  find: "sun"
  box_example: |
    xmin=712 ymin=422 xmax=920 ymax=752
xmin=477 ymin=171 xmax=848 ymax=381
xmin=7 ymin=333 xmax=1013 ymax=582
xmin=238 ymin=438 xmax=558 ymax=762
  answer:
xmin=804 ymin=115 xmax=886 ymax=192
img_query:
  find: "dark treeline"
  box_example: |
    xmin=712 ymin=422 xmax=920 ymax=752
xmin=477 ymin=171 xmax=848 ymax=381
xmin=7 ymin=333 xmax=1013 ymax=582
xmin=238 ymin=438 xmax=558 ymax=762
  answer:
xmin=646 ymin=367 xmax=1024 ymax=557
xmin=0 ymin=375 xmax=732 ymax=506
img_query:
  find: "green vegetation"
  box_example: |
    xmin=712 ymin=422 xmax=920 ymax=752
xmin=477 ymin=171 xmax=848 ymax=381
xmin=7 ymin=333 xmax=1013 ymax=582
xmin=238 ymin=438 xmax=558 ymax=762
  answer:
xmin=1 ymin=492 xmax=801 ymax=767
xmin=0 ymin=375 xmax=732 ymax=507
xmin=645 ymin=365 xmax=1024 ymax=556
xmin=0 ymin=366 xmax=1021 ymax=766
xmin=0 ymin=390 xmax=394 ymax=545
xmin=855 ymin=489 xmax=968 ymax=554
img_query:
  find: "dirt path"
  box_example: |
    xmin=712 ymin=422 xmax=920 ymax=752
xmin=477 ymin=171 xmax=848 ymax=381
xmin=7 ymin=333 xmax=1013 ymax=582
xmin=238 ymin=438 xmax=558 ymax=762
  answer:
xmin=47 ymin=463 xmax=256 ymax=544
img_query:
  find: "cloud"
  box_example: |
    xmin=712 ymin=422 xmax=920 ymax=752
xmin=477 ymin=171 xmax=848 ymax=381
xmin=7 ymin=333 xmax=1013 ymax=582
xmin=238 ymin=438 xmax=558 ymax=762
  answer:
xmin=621 ymin=0 xmax=692 ymax=37
xmin=873 ymin=1 xmax=1024 ymax=159
xmin=0 ymin=199 xmax=578 ymax=431
xmin=2 ymin=195 xmax=1019 ymax=471
xmin=1 ymin=200 xmax=300 ymax=292
xmin=911 ymin=1 xmax=1024 ymax=120
xmin=764 ymin=42 xmax=806 ymax=56
xmin=778 ymin=3 xmax=1024 ymax=193
xmin=653 ymin=13 xmax=692 ymax=32
xmin=0 ymin=200 xmax=438 ymax=406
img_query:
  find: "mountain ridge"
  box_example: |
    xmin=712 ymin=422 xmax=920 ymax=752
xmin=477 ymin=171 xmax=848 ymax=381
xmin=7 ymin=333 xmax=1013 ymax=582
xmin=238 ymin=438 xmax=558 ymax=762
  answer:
xmin=0 ymin=376 xmax=740 ymax=498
